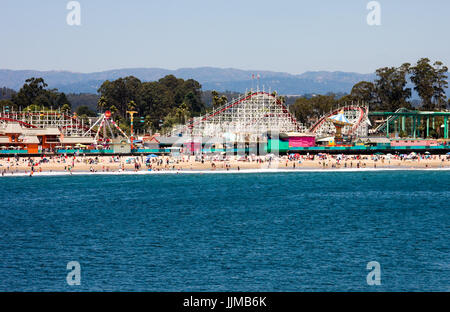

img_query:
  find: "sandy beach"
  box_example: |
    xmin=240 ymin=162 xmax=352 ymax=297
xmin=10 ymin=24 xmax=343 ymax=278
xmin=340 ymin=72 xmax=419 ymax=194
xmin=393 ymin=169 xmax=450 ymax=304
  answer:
xmin=1 ymin=153 xmax=450 ymax=176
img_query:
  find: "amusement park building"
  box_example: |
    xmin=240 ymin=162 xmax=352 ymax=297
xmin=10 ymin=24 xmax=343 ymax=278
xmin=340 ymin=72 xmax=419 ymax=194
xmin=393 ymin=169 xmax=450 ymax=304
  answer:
xmin=0 ymin=122 xmax=94 ymax=153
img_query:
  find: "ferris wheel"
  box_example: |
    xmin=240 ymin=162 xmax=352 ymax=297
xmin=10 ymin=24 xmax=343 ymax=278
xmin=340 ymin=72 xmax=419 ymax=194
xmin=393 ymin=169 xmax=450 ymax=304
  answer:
xmin=83 ymin=110 xmax=129 ymax=144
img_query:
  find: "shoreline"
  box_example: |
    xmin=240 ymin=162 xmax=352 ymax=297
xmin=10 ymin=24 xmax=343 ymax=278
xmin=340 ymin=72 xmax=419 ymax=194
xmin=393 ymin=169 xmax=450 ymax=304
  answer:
xmin=2 ymin=154 xmax=450 ymax=177
xmin=2 ymin=166 xmax=450 ymax=177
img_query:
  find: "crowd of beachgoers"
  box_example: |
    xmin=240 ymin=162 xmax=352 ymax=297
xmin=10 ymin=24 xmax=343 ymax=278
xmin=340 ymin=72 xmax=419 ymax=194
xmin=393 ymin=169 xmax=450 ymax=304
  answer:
xmin=1 ymin=152 xmax=450 ymax=176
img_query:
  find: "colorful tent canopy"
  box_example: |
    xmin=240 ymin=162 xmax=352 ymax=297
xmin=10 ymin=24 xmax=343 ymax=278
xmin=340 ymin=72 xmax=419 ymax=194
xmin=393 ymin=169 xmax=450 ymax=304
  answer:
xmin=329 ymin=111 xmax=351 ymax=124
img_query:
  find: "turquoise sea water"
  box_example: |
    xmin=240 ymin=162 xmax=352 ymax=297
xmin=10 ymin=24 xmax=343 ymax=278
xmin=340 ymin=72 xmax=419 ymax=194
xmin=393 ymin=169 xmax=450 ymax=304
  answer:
xmin=0 ymin=171 xmax=449 ymax=291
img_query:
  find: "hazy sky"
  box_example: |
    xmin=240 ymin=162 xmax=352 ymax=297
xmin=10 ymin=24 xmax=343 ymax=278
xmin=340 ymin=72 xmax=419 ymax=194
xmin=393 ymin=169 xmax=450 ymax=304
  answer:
xmin=1 ymin=0 xmax=449 ymax=74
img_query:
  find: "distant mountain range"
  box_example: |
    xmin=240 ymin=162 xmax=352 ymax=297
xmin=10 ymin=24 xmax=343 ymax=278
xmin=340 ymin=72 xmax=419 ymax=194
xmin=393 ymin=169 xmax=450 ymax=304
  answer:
xmin=0 ymin=67 xmax=377 ymax=95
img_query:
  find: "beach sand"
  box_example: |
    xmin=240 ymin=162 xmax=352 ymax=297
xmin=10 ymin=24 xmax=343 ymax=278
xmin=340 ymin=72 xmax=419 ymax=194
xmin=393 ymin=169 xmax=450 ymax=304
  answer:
xmin=1 ymin=154 xmax=450 ymax=176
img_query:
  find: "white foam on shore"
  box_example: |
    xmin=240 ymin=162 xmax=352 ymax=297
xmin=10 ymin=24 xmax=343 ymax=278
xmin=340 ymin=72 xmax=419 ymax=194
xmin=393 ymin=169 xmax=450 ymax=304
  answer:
xmin=1 ymin=167 xmax=450 ymax=178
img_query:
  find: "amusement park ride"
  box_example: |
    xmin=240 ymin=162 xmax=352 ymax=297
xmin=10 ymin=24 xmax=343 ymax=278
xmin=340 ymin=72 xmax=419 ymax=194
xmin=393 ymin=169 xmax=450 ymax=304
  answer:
xmin=82 ymin=110 xmax=129 ymax=145
xmin=326 ymin=110 xmax=354 ymax=145
xmin=179 ymin=91 xmax=307 ymax=142
xmin=178 ymin=90 xmax=369 ymax=145
xmin=0 ymin=91 xmax=372 ymax=152
xmin=8 ymin=88 xmax=446 ymax=154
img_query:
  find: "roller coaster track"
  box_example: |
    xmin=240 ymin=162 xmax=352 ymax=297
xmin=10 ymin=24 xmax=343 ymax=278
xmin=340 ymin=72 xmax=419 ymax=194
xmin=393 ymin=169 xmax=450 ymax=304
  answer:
xmin=183 ymin=91 xmax=303 ymax=133
xmin=309 ymin=105 xmax=369 ymax=135
xmin=0 ymin=117 xmax=37 ymax=128
xmin=371 ymin=107 xmax=410 ymax=133
xmin=0 ymin=112 xmax=98 ymax=136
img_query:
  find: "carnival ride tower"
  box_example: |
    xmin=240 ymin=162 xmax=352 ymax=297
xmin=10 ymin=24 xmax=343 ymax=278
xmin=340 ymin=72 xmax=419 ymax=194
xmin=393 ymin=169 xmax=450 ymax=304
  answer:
xmin=309 ymin=105 xmax=370 ymax=139
xmin=83 ymin=110 xmax=129 ymax=145
xmin=326 ymin=110 xmax=354 ymax=145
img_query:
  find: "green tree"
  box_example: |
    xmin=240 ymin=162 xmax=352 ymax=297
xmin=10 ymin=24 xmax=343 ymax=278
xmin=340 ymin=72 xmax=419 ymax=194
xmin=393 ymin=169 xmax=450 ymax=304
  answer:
xmin=127 ymin=100 xmax=137 ymax=111
xmin=411 ymin=59 xmax=448 ymax=111
xmin=289 ymin=97 xmax=314 ymax=124
xmin=97 ymin=96 xmax=108 ymax=112
xmin=175 ymin=102 xmax=190 ymax=125
xmin=97 ymin=76 xmax=142 ymax=118
xmin=12 ymin=77 xmax=48 ymax=108
xmin=337 ymin=94 xmax=355 ymax=106
xmin=109 ymin=105 xmax=119 ymax=116
xmin=374 ymin=64 xmax=411 ymax=111
xmin=211 ymin=90 xmax=228 ymax=109
xmin=11 ymin=77 xmax=71 ymax=110
xmin=211 ymin=90 xmax=220 ymax=108
xmin=432 ymin=61 xmax=448 ymax=110
xmin=56 ymin=92 xmax=71 ymax=109
xmin=140 ymin=81 xmax=172 ymax=129
xmin=61 ymin=103 xmax=71 ymax=113
xmin=411 ymin=58 xmax=436 ymax=110
xmin=350 ymin=81 xmax=378 ymax=109
xmin=289 ymin=95 xmax=338 ymax=126
xmin=76 ymin=105 xmax=97 ymax=117
xmin=0 ymin=87 xmax=16 ymax=100
xmin=310 ymin=94 xmax=336 ymax=117
xmin=97 ymin=74 xmax=205 ymax=132
xmin=161 ymin=103 xmax=191 ymax=134
xmin=0 ymin=99 xmax=15 ymax=110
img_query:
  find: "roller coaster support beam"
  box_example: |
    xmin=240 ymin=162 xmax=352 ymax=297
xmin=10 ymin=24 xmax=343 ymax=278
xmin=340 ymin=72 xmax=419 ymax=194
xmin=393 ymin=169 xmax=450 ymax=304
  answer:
xmin=386 ymin=119 xmax=390 ymax=138
xmin=445 ymin=116 xmax=449 ymax=139
xmin=127 ymin=111 xmax=138 ymax=149
xmin=413 ymin=116 xmax=416 ymax=139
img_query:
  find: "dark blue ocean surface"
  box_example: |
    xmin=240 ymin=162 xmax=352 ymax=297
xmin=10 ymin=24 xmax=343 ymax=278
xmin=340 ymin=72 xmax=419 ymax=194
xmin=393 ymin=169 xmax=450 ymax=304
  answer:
xmin=0 ymin=171 xmax=449 ymax=291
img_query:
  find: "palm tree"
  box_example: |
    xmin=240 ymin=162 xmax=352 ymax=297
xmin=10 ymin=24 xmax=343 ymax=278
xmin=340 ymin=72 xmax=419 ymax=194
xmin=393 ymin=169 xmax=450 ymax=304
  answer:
xmin=97 ymin=96 xmax=108 ymax=112
xmin=61 ymin=103 xmax=71 ymax=114
xmin=109 ymin=105 xmax=118 ymax=116
xmin=127 ymin=100 xmax=137 ymax=111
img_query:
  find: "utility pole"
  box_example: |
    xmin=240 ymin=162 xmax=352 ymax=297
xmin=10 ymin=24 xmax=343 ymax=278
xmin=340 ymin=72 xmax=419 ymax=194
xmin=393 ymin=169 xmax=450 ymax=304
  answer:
xmin=127 ymin=111 xmax=138 ymax=150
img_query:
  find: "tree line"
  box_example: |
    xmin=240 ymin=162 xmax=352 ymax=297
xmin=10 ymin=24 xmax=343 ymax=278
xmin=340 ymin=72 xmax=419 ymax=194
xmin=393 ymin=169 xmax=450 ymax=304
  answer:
xmin=0 ymin=78 xmax=72 ymax=113
xmin=96 ymin=75 xmax=204 ymax=132
xmin=0 ymin=75 xmax=206 ymax=133
xmin=289 ymin=58 xmax=449 ymax=126
xmin=1 ymin=58 xmax=448 ymax=134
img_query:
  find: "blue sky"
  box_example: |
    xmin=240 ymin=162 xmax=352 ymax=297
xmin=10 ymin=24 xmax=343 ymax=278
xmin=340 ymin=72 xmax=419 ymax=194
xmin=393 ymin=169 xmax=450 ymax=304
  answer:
xmin=1 ymin=0 xmax=449 ymax=74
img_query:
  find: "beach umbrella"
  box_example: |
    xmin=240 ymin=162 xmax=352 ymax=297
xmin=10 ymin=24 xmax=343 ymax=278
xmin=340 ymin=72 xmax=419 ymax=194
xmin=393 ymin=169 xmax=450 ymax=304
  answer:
xmin=446 ymin=152 xmax=450 ymax=155
xmin=425 ymin=151 xmax=431 ymax=155
xmin=374 ymin=152 xmax=384 ymax=155
xmin=147 ymin=154 xmax=158 ymax=158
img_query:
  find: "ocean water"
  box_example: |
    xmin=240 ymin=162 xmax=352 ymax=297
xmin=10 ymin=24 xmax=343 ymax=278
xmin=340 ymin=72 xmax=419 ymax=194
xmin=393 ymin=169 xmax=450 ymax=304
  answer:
xmin=0 ymin=171 xmax=449 ymax=291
